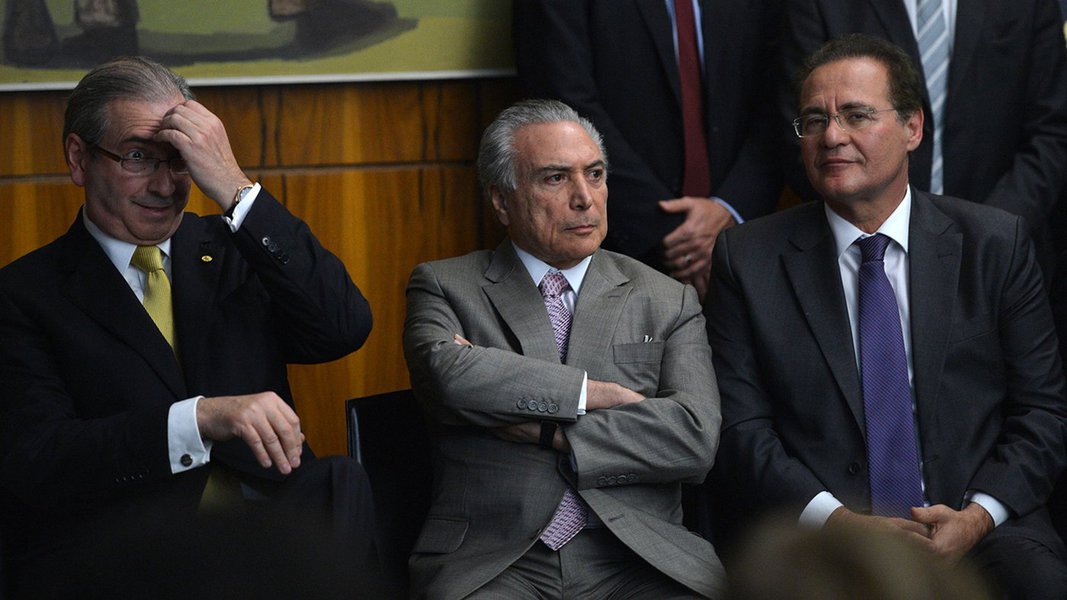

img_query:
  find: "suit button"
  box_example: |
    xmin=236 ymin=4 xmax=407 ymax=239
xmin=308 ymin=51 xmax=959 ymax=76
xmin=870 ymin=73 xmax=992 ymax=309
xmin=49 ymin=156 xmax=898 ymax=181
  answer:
xmin=538 ymin=401 xmax=548 ymax=412
xmin=547 ymin=403 xmax=559 ymax=414
xmin=261 ymin=236 xmax=271 ymax=246
xmin=848 ymin=462 xmax=862 ymax=475
xmin=517 ymin=399 xmax=528 ymax=409
xmin=180 ymin=454 xmax=193 ymax=467
xmin=607 ymin=475 xmax=617 ymax=486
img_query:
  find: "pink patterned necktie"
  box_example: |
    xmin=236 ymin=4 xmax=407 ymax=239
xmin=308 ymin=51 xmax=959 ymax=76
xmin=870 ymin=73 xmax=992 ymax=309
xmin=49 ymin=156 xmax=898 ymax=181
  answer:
xmin=537 ymin=272 xmax=587 ymax=550
xmin=539 ymin=271 xmax=572 ymax=362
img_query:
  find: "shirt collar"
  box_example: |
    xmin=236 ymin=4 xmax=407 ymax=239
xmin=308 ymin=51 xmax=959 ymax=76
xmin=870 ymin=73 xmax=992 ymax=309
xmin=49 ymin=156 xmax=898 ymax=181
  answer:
xmin=82 ymin=207 xmax=173 ymax=272
xmin=825 ymin=186 xmax=912 ymax=259
xmin=512 ymin=243 xmax=592 ymax=295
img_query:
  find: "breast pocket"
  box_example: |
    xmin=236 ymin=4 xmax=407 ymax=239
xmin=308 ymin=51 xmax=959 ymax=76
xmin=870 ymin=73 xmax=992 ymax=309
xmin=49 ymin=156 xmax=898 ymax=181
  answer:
xmin=611 ymin=341 xmax=664 ymax=394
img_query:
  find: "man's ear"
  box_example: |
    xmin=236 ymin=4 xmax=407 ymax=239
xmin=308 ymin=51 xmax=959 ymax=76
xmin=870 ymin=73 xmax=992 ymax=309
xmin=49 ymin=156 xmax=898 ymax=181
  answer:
xmin=65 ymin=133 xmax=90 ymax=187
xmin=489 ymin=186 xmax=510 ymax=227
xmin=905 ymin=108 xmax=924 ymax=152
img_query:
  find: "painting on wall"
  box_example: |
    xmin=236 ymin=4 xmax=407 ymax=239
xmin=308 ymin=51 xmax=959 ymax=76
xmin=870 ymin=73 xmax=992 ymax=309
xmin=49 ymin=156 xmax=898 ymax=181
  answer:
xmin=0 ymin=0 xmax=513 ymax=90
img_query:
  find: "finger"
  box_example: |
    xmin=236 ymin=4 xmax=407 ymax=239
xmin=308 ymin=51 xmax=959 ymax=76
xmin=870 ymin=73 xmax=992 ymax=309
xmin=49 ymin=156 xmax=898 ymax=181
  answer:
xmin=453 ymin=333 xmax=472 ymax=346
xmin=263 ymin=402 xmax=304 ymax=468
xmin=658 ymin=197 xmax=693 ymax=214
xmin=670 ymin=254 xmax=711 ymax=279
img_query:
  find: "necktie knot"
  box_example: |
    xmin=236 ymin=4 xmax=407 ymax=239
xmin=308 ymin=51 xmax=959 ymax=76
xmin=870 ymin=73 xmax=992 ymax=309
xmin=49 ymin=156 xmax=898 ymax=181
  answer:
xmin=131 ymin=245 xmax=165 ymax=273
xmin=857 ymin=233 xmax=892 ymax=264
xmin=539 ymin=272 xmax=570 ymax=299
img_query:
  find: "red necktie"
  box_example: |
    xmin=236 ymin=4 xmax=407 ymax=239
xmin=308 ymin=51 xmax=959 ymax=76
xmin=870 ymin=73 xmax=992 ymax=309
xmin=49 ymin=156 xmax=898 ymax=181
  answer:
xmin=674 ymin=0 xmax=710 ymax=197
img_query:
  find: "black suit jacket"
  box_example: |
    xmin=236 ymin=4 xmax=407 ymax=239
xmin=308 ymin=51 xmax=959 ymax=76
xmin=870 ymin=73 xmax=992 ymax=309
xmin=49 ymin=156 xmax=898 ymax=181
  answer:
xmin=0 ymin=191 xmax=371 ymax=557
xmin=780 ymin=0 xmax=1067 ymax=272
xmin=514 ymin=0 xmax=783 ymax=269
xmin=706 ymin=190 xmax=1067 ymax=545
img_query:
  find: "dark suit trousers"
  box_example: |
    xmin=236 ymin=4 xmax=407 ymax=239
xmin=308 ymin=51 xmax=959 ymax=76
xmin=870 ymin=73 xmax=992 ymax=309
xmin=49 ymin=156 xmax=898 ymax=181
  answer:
xmin=968 ymin=509 xmax=1067 ymax=600
xmin=464 ymin=528 xmax=705 ymax=599
xmin=12 ymin=456 xmax=384 ymax=600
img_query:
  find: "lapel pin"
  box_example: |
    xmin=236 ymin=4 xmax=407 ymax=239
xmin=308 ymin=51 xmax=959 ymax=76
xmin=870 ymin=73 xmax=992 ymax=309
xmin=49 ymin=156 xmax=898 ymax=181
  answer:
xmin=200 ymin=255 xmax=213 ymax=263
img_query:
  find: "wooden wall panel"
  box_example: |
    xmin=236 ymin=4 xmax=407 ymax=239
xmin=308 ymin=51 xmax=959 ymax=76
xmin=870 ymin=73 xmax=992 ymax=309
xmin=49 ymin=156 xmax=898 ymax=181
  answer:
xmin=0 ymin=77 xmax=520 ymax=458
xmin=0 ymin=92 xmax=68 ymax=177
xmin=0 ymin=182 xmax=83 ymax=266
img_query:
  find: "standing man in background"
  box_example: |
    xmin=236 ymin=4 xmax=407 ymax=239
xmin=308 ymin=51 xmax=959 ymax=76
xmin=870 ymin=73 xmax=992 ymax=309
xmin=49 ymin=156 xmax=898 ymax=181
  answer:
xmin=514 ymin=0 xmax=783 ymax=300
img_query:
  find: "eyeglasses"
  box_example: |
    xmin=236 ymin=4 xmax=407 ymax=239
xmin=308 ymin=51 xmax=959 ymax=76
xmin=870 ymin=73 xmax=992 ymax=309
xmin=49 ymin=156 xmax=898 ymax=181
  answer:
xmin=90 ymin=144 xmax=189 ymax=176
xmin=792 ymin=107 xmax=899 ymax=138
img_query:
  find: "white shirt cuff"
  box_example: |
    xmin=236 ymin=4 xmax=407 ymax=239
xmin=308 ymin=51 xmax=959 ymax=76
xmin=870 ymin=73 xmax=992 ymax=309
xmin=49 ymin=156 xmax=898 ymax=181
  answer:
xmin=965 ymin=491 xmax=1008 ymax=527
xmin=223 ymin=182 xmax=260 ymax=232
xmin=799 ymin=490 xmax=844 ymax=528
xmin=712 ymin=196 xmax=744 ymax=224
xmin=168 ymin=396 xmax=212 ymax=474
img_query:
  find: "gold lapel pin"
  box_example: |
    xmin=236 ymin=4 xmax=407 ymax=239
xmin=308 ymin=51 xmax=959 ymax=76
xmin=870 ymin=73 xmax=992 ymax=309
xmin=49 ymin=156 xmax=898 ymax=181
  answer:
xmin=201 ymin=255 xmax=213 ymax=263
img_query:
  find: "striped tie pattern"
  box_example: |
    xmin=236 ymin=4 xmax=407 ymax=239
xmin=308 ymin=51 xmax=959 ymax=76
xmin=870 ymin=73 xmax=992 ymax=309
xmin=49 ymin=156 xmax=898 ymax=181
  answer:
xmin=539 ymin=272 xmax=572 ymax=362
xmin=856 ymin=235 xmax=924 ymax=518
xmin=537 ymin=271 xmax=587 ymax=550
xmin=917 ymin=0 xmax=950 ymax=194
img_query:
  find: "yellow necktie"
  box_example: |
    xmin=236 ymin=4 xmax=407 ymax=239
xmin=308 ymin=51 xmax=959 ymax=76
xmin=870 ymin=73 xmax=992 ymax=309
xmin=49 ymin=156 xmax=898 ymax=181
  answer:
xmin=130 ymin=245 xmax=176 ymax=350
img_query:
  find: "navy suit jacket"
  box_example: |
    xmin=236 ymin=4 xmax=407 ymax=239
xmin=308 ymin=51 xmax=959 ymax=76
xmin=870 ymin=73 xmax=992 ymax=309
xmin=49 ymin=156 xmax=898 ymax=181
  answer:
xmin=706 ymin=189 xmax=1067 ymax=548
xmin=514 ymin=0 xmax=784 ymax=269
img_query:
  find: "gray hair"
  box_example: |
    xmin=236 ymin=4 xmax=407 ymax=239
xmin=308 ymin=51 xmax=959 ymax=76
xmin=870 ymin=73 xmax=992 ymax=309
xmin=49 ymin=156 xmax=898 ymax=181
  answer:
xmin=63 ymin=56 xmax=194 ymax=147
xmin=477 ymin=98 xmax=607 ymax=195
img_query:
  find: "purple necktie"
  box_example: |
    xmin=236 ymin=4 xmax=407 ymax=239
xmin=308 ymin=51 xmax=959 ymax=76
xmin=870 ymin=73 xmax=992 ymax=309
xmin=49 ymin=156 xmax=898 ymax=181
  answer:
xmin=857 ymin=234 xmax=924 ymax=518
xmin=539 ymin=272 xmax=573 ymax=363
xmin=537 ymin=272 xmax=587 ymax=550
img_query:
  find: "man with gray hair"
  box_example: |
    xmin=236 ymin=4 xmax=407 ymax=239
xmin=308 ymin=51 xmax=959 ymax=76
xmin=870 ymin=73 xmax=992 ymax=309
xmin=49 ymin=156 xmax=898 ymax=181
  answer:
xmin=0 ymin=56 xmax=380 ymax=596
xmin=403 ymin=98 xmax=724 ymax=598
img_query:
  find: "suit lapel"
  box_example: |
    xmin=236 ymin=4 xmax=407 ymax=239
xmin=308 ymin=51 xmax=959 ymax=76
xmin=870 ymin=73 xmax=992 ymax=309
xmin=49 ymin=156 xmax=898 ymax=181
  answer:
xmin=638 ymin=0 xmax=683 ymax=107
xmin=60 ymin=218 xmax=186 ymax=398
xmin=567 ymin=251 xmax=631 ymax=374
xmin=906 ymin=191 xmax=961 ymax=452
xmin=782 ymin=205 xmax=865 ymax=430
xmin=482 ymin=242 xmax=561 ymax=363
xmin=171 ymin=215 xmax=225 ymax=379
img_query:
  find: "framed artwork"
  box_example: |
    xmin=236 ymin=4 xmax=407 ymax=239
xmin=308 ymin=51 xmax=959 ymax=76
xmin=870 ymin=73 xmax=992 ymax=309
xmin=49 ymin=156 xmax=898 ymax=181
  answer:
xmin=0 ymin=0 xmax=514 ymax=91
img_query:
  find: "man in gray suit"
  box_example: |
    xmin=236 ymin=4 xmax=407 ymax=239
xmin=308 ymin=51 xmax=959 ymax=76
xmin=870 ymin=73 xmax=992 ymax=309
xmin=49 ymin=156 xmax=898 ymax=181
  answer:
xmin=403 ymin=99 xmax=724 ymax=599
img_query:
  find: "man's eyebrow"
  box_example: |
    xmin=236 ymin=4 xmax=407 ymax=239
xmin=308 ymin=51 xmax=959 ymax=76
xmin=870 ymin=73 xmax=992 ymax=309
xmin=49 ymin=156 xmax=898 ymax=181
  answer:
xmin=799 ymin=101 xmax=877 ymax=116
xmin=533 ymin=159 xmax=606 ymax=175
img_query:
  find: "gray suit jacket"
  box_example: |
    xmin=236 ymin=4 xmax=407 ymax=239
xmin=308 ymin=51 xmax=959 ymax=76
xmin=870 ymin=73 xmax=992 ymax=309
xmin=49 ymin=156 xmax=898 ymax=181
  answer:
xmin=706 ymin=190 xmax=1067 ymax=545
xmin=403 ymin=242 xmax=724 ymax=599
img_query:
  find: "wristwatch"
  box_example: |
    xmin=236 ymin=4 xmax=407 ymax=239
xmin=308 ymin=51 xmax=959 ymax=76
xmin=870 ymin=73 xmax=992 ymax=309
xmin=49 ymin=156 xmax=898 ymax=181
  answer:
xmin=231 ymin=183 xmax=255 ymax=214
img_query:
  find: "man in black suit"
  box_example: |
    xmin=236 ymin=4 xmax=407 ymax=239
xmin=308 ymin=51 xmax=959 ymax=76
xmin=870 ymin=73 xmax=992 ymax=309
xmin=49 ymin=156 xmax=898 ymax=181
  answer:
xmin=513 ymin=0 xmax=783 ymax=300
xmin=0 ymin=56 xmax=379 ymax=597
xmin=779 ymin=0 xmax=1067 ymax=277
xmin=708 ymin=34 xmax=1067 ymax=599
